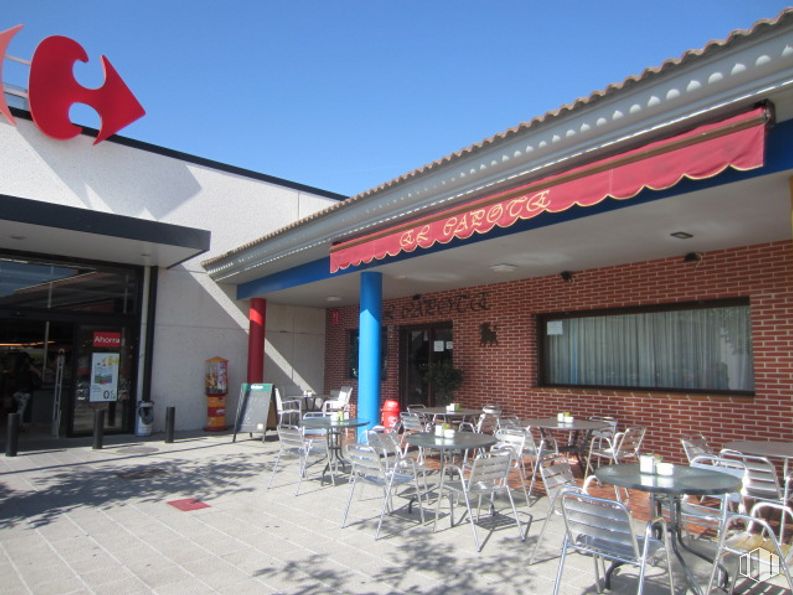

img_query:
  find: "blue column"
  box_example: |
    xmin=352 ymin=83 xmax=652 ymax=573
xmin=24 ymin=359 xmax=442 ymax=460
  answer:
xmin=357 ymin=271 xmax=382 ymax=440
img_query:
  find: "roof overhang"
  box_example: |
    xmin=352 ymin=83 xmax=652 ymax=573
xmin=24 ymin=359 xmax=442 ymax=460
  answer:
xmin=205 ymin=10 xmax=793 ymax=293
xmin=0 ymin=193 xmax=210 ymax=268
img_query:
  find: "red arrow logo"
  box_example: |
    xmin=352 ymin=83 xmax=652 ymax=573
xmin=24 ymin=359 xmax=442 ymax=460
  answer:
xmin=28 ymin=35 xmax=145 ymax=143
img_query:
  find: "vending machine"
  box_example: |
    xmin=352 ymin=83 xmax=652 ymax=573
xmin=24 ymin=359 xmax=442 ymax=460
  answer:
xmin=204 ymin=356 xmax=228 ymax=431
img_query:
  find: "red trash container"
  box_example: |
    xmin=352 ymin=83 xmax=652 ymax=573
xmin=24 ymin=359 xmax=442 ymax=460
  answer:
xmin=381 ymin=399 xmax=400 ymax=429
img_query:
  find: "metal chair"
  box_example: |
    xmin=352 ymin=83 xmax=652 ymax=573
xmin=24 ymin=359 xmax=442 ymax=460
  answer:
xmin=552 ymin=489 xmax=675 ymax=595
xmin=720 ymin=448 xmax=793 ymax=540
xmin=267 ymin=424 xmax=334 ymax=494
xmin=705 ymin=502 xmax=793 ymax=593
xmin=586 ymin=425 xmax=646 ymax=471
xmin=681 ymin=432 xmax=714 ymax=463
xmin=273 ymin=387 xmax=302 ymax=426
xmin=443 ymin=450 xmax=523 ymax=551
xmin=475 ymin=405 xmax=502 ymax=434
xmin=679 ymin=454 xmax=747 ymax=537
xmin=491 ymin=427 xmax=533 ymax=507
xmin=341 ymin=443 xmax=425 ymax=539
xmin=367 ymin=428 xmax=431 ymax=494
xmin=322 ymin=385 xmax=353 ymax=416
xmin=583 ymin=415 xmax=618 ymax=474
xmin=529 ymin=452 xmax=579 ymax=564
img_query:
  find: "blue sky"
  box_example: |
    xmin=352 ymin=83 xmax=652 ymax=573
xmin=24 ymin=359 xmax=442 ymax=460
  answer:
xmin=3 ymin=1 xmax=792 ymax=196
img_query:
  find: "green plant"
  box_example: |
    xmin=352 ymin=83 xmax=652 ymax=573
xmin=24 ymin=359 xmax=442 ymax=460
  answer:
xmin=423 ymin=360 xmax=463 ymax=406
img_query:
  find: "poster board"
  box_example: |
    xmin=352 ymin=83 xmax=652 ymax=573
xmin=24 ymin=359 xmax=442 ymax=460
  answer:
xmin=232 ymin=383 xmax=273 ymax=442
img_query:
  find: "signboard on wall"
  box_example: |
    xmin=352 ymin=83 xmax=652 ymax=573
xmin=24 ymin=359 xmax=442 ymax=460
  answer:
xmin=89 ymin=352 xmax=120 ymax=402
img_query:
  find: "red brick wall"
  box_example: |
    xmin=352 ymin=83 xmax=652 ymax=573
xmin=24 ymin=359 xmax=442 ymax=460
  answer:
xmin=324 ymin=241 xmax=793 ymax=462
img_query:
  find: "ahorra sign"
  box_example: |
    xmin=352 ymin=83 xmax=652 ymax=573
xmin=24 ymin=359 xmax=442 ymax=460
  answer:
xmin=0 ymin=24 xmax=145 ymax=144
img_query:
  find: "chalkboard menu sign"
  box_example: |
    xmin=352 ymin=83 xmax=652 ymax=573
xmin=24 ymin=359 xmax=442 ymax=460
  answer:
xmin=232 ymin=383 xmax=273 ymax=442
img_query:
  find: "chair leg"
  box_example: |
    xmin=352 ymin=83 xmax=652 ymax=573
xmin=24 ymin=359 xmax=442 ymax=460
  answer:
xmin=375 ymin=484 xmax=391 ymax=540
xmin=462 ymin=490 xmax=481 ymax=551
xmin=529 ymin=496 xmax=557 ymax=564
xmin=551 ymin=535 xmax=569 ymax=595
xmin=341 ymin=475 xmax=357 ymax=528
xmin=505 ymin=484 xmax=523 ymax=540
xmin=413 ymin=475 xmax=426 ymax=525
xmin=267 ymin=448 xmax=282 ymax=489
xmin=662 ymin=526 xmax=675 ymax=595
xmin=527 ymin=456 xmax=541 ymax=503
xmin=593 ymin=555 xmax=603 ymax=594
xmin=295 ymin=452 xmax=306 ymax=496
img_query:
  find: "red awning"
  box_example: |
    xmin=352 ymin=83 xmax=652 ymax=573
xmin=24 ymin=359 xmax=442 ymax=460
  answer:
xmin=330 ymin=107 xmax=768 ymax=273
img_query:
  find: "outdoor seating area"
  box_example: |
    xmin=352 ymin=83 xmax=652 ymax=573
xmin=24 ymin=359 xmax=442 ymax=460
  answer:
xmin=2 ymin=412 xmax=793 ymax=593
xmin=259 ymin=401 xmax=793 ymax=593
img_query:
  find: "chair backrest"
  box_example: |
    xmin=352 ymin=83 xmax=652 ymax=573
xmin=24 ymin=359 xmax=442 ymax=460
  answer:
xmin=615 ymin=426 xmax=645 ymax=459
xmin=589 ymin=416 xmax=618 ymax=439
xmin=338 ymin=386 xmax=354 ymax=405
xmin=345 ymin=443 xmax=385 ymax=481
xmin=467 ymin=452 xmax=513 ymax=491
xmin=681 ymin=433 xmax=713 ymax=462
xmin=539 ymin=453 xmax=576 ymax=500
xmin=476 ymin=406 xmax=501 ymax=434
xmin=720 ymin=449 xmax=782 ymax=502
xmin=400 ymin=412 xmax=425 ymax=433
xmin=493 ymin=427 xmax=527 ymax=457
xmin=560 ymin=490 xmax=640 ymax=562
xmin=367 ymin=429 xmax=401 ymax=459
xmin=277 ymin=424 xmax=305 ymax=450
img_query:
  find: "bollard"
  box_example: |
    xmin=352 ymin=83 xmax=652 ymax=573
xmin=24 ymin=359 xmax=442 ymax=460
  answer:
xmin=165 ymin=406 xmax=175 ymax=443
xmin=92 ymin=409 xmax=105 ymax=450
xmin=5 ymin=413 xmax=18 ymax=457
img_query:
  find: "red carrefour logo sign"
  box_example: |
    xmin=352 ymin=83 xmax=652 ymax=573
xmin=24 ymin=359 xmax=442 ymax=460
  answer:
xmin=93 ymin=331 xmax=122 ymax=348
xmin=0 ymin=24 xmax=145 ymax=144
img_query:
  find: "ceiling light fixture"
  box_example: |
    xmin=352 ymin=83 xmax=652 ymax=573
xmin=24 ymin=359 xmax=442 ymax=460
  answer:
xmin=490 ymin=263 xmax=518 ymax=273
xmin=670 ymin=231 xmax=693 ymax=239
xmin=326 ymin=296 xmax=341 ymax=302
xmin=9 ymin=235 xmax=25 ymax=240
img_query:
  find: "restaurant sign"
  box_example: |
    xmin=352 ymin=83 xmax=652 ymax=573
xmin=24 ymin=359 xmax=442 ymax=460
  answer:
xmin=384 ymin=291 xmax=490 ymax=321
xmin=0 ymin=24 xmax=145 ymax=144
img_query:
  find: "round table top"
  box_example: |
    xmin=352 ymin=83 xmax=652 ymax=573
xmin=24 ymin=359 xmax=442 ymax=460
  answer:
xmin=406 ymin=431 xmax=497 ymax=450
xmin=302 ymin=417 xmax=369 ymax=429
xmin=723 ymin=440 xmax=793 ymax=460
xmin=422 ymin=407 xmax=483 ymax=417
xmin=595 ymin=463 xmax=740 ymax=496
xmin=522 ymin=417 xmax=611 ymax=431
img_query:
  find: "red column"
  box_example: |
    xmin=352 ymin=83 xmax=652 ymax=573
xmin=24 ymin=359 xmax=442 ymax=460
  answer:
xmin=247 ymin=298 xmax=266 ymax=383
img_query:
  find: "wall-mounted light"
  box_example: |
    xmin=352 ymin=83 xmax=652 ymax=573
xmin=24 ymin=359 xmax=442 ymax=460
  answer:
xmin=560 ymin=271 xmax=574 ymax=283
xmin=683 ymin=252 xmax=703 ymax=263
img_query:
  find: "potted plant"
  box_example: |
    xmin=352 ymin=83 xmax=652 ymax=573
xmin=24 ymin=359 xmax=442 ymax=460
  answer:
xmin=423 ymin=360 xmax=463 ymax=406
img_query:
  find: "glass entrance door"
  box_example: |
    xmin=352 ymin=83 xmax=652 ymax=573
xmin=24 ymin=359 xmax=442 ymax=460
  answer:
xmin=71 ymin=325 xmax=135 ymax=435
xmin=0 ymin=318 xmax=73 ymax=436
xmin=399 ymin=323 xmax=453 ymax=407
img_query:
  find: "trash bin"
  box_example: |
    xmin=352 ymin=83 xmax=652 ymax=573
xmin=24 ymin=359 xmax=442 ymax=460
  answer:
xmin=380 ymin=399 xmax=400 ymax=429
xmin=135 ymin=401 xmax=154 ymax=437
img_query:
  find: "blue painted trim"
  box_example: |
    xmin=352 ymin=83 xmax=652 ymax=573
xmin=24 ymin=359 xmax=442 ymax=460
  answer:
xmin=237 ymin=118 xmax=793 ymax=298
xmin=358 ymin=272 xmax=382 ymax=440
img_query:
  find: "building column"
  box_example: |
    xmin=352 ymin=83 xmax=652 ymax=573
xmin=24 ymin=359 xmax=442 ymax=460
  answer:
xmin=247 ymin=298 xmax=266 ymax=383
xmin=358 ymin=272 xmax=382 ymax=439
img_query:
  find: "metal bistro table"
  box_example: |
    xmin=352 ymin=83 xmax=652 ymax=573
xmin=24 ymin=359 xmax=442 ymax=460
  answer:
xmin=724 ymin=439 xmax=793 ymax=479
xmin=522 ymin=417 xmax=610 ymax=475
xmin=421 ymin=406 xmax=483 ymax=425
xmin=302 ymin=416 xmax=369 ymax=481
xmin=406 ymin=431 xmax=497 ymax=529
xmin=595 ymin=463 xmax=740 ymax=595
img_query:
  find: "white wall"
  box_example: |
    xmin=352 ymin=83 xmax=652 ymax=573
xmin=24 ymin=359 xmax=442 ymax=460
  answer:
xmin=0 ymin=116 xmax=336 ymax=431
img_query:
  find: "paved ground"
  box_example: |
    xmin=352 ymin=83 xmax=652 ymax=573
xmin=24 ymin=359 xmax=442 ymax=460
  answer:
xmin=0 ymin=431 xmax=788 ymax=594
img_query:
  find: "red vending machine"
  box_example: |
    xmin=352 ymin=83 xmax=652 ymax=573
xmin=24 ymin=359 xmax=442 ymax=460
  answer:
xmin=204 ymin=356 xmax=228 ymax=431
